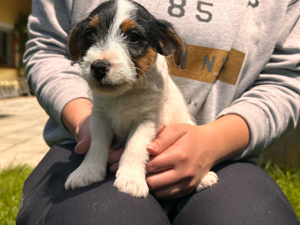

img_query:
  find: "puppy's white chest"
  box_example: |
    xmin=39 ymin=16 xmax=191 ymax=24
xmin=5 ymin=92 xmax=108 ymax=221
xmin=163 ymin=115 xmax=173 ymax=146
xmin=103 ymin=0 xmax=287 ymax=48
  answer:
xmin=94 ymin=93 xmax=160 ymax=140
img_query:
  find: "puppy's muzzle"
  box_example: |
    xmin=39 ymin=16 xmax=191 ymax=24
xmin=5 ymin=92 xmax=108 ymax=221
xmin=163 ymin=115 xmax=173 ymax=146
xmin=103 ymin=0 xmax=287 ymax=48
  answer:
xmin=91 ymin=59 xmax=111 ymax=81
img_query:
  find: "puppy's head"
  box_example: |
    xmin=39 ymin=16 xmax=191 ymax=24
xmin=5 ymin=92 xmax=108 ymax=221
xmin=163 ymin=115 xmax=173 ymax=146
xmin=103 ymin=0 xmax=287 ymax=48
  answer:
xmin=69 ymin=0 xmax=187 ymax=97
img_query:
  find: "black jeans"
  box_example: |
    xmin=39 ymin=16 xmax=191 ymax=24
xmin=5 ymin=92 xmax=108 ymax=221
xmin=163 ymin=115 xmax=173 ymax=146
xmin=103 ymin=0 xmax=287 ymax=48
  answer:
xmin=17 ymin=144 xmax=299 ymax=225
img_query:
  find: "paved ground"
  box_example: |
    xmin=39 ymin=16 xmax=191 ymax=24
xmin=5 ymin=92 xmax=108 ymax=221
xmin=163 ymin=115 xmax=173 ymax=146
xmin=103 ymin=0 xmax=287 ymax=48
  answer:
xmin=0 ymin=96 xmax=49 ymax=169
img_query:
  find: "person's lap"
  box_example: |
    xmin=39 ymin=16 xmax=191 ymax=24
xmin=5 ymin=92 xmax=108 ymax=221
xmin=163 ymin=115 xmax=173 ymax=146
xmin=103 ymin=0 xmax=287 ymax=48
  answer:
xmin=170 ymin=161 xmax=299 ymax=224
xmin=16 ymin=144 xmax=299 ymax=225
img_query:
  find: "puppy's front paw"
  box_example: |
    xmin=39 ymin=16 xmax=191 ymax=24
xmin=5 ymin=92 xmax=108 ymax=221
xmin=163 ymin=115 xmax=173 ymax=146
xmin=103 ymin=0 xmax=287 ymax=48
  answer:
xmin=65 ymin=164 xmax=106 ymax=190
xmin=196 ymin=171 xmax=218 ymax=191
xmin=113 ymin=170 xmax=149 ymax=198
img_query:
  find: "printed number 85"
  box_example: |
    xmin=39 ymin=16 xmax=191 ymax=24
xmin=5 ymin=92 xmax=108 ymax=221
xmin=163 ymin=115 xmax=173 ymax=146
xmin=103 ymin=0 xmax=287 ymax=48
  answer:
xmin=168 ymin=0 xmax=213 ymax=23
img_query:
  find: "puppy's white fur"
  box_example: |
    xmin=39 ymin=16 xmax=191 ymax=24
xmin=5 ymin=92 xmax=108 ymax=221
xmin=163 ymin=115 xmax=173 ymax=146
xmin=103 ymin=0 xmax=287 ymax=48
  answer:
xmin=65 ymin=0 xmax=218 ymax=198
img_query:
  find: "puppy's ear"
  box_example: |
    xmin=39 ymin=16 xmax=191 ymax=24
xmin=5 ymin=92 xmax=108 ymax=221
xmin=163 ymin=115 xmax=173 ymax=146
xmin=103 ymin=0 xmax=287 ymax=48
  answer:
xmin=156 ymin=20 xmax=187 ymax=69
xmin=68 ymin=25 xmax=82 ymax=61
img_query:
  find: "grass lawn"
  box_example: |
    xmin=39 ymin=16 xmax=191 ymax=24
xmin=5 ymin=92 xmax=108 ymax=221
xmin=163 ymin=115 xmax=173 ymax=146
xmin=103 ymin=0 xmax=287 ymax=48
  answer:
xmin=0 ymin=163 xmax=299 ymax=224
xmin=0 ymin=165 xmax=33 ymax=225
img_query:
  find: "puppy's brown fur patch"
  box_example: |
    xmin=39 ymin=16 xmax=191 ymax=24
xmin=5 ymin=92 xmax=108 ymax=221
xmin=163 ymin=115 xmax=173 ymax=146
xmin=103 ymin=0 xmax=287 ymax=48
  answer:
xmin=90 ymin=15 xmax=100 ymax=28
xmin=134 ymin=47 xmax=157 ymax=76
xmin=121 ymin=19 xmax=136 ymax=32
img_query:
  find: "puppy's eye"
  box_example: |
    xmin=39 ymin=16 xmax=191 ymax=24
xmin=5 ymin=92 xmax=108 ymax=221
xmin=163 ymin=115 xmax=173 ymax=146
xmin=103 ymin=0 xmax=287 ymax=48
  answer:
xmin=85 ymin=32 xmax=94 ymax=41
xmin=83 ymin=31 xmax=96 ymax=48
xmin=87 ymin=33 xmax=93 ymax=40
xmin=127 ymin=32 xmax=141 ymax=43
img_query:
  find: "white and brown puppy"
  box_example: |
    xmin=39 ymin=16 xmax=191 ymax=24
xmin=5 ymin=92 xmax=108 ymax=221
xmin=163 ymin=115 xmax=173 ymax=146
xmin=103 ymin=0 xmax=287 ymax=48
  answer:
xmin=65 ymin=0 xmax=218 ymax=198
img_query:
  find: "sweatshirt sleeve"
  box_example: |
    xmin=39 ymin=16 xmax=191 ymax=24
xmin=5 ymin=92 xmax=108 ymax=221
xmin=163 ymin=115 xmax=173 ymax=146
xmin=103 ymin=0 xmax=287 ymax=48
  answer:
xmin=217 ymin=2 xmax=300 ymax=161
xmin=24 ymin=0 xmax=92 ymax=128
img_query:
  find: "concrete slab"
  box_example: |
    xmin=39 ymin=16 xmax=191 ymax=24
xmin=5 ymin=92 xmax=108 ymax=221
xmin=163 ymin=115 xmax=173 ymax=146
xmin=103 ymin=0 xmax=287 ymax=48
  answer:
xmin=0 ymin=96 xmax=50 ymax=169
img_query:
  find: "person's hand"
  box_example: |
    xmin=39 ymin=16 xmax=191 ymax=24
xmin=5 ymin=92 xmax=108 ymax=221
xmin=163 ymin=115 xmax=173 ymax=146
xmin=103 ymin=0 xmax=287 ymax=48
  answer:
xmin=72 ymin=112 xmax=125 ymax=172
xmin=101 ymin=123 xmax=224 ymax=198
xmin=74 ymin=115 xmax=125 ymax=171
xmin=62 ymin=98 xmax=93 ymax=154
xmin=61 ymin=98 xmax=126 ymax=169
xmin=107 ymin=147 xmax=124 ymax=173
xmin=146 ymin=115 xmax=249 ymax=199
xmin=145 ymin=123 xmax=216 ymax=199
xmin=73 ymin=114 xmax=91 ymax=154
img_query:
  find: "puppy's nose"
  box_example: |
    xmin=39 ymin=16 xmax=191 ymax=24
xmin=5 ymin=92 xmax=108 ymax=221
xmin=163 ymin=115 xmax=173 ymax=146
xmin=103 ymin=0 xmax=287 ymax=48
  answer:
xmin=91 ymin=59 xmax=111 ymax=80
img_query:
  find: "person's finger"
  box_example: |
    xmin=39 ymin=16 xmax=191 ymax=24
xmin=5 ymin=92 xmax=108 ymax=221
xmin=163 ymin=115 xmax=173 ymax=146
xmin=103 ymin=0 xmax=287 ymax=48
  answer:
xmin=146 ymin=147 xmax=177 ymax=173
xmin=109 ymin=162 xmax=119 ymax=173
xmin=74 ymin=135 xmax=91 ymax=154
xmin=108 ymin=148 xmax=124 ymax=166
xmin=147 ymin=124 xmax=187 ymax=156
xmin=147 ymin=169 xmax=197 ymax=199
xmin=146 ymin=169 xmax=177 ymax=191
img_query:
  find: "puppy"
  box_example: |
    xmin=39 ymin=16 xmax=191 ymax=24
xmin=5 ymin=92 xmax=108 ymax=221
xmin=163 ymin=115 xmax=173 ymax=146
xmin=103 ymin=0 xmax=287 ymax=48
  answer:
xmin=65 ymin=0 xmax=218 ymax=198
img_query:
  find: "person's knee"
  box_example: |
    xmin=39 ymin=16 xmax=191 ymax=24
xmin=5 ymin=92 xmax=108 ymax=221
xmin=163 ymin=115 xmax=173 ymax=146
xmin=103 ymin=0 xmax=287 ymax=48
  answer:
xmin=44 ymin=181 xmax=170 ymax=225
xmin=171 ymin=162 xmax=300 ymax=225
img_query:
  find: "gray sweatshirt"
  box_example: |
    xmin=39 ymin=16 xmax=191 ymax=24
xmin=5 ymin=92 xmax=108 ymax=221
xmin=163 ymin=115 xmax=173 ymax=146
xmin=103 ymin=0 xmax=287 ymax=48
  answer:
xmin=24 ymin=0 xmax=300 ymax=162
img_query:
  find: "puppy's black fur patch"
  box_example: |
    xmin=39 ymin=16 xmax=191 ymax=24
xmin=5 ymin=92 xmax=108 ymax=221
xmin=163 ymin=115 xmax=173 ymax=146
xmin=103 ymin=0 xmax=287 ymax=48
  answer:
xmin=68 ymin=0 xmax=187 ymax=69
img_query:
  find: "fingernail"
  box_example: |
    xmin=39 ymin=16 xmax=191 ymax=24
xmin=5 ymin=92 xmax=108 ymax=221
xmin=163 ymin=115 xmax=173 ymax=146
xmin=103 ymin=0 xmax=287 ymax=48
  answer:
xmin=147 ymin=142 xmax=158 ymax=150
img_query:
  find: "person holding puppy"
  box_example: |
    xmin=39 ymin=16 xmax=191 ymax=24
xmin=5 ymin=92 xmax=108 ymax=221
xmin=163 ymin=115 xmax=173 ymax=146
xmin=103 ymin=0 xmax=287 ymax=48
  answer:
xmin=17 ymin=0 xmax=300 ymax=224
